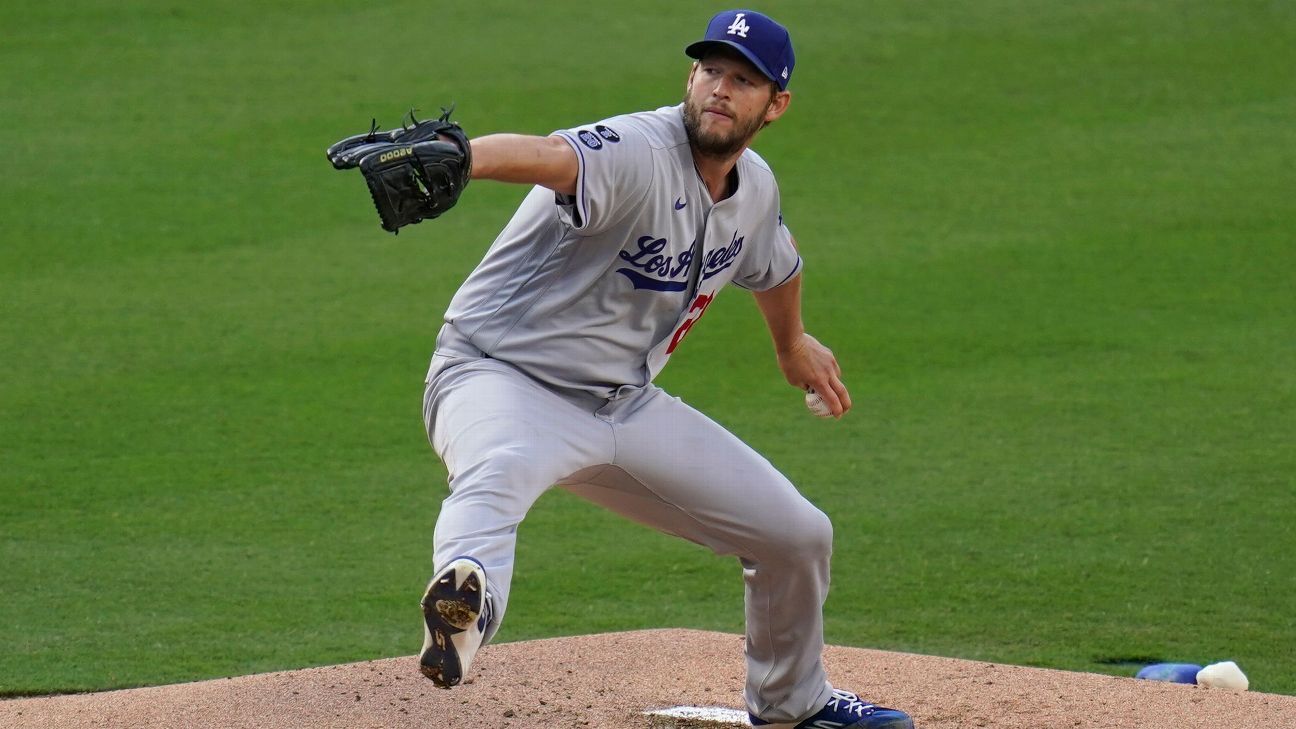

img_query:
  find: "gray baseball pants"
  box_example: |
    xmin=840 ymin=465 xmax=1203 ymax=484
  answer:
xmin=422 ymin=325 xmax=835 ymax=721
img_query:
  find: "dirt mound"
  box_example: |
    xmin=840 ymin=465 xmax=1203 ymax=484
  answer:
xmin=3 ymin=629 xmax=1291 ymax=728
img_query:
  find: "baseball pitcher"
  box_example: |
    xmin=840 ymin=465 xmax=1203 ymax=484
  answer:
xmin=328 ymin=9 xmax=912 ymax=729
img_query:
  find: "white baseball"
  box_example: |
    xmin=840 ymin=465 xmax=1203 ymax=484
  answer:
xmin=804 ymin=389 xmax=834 ymax=418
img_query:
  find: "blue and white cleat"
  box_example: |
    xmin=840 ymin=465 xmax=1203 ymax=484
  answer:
xmin=418 ymin=556 xmax=492 ymax=688
xmin=750 ymin=689 xmax=914 ymax=728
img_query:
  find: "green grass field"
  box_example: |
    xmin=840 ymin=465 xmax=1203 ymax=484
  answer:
xmin=3 ymin=0 xmax=1293 ymax=697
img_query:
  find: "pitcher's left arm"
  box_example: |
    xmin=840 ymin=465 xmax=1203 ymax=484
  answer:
xmin=751 ymin=270 xmax=851 ymax=418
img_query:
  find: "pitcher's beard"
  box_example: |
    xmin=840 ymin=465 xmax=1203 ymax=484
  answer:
xmin=682 ymin=95 xmax=767 ymax=159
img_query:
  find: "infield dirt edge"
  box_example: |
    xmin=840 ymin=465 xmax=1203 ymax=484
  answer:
xmin=3 ymin=629 xmax=1292 ymax=728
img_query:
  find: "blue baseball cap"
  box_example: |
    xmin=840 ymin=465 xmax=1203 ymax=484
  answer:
xmin=685 ymin=9 xmax=795 ymax=90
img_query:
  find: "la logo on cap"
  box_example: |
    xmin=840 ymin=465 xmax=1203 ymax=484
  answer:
xmin=726 ymin=13 xmax=750 ymax=38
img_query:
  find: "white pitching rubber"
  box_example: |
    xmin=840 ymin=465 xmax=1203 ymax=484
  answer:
xmin=645 ymin=706 xmax=751 ymax=728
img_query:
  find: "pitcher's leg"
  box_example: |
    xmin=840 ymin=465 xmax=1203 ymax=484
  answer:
xmin=424 ymin=357 xmax=612 ymax=641
xmin=605 ymin=388 xmax=835 ymax=722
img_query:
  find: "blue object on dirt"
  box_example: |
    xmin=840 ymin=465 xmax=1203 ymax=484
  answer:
xmin=1135 ymin=663 xmax=1202 ymax=683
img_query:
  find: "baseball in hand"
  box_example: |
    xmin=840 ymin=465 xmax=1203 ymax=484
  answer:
xmin=804 ymin=388 xmax=834 ymax=418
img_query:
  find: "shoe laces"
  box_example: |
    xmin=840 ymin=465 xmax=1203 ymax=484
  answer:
xmin=826 ymin=689 xmax=876 ymax=717
xmin=477 ymin=593 xmax=495 ymax=632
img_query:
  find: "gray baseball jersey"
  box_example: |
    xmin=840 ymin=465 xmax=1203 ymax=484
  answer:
xmin=441 ymin=104 xmax=802 ymax=397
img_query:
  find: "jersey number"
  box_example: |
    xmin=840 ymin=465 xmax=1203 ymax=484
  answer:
xmin=666 ymin=292 xmax=715 ymax=354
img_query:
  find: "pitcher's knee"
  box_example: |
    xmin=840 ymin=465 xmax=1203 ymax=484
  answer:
xmin=438 ymin=446 xmax=553 ymax=546
xmin=759 ymin=504 xmax=833 ymax=563
xmin=794 ymin=507 xmax=834 ymax=560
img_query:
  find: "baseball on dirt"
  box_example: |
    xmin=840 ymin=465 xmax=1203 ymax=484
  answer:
xmin=804 ymin=389 xmax=834 ymax=418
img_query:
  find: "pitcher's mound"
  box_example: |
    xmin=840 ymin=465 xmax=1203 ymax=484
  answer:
xmin=3 ymin=629 xmax=1292 ymax=728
